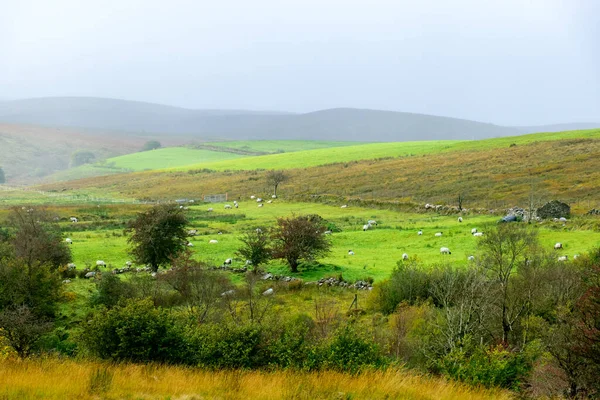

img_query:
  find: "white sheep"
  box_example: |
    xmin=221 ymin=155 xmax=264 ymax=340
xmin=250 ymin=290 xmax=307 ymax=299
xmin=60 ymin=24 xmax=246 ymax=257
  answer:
xmin=187 ymin=242 xmax=194 ymax=247
xmin=440 ymin=247 xmax=451 ymax=255
xmin=224 ymin=204 xmax=232 ymax=209
xmin=65 ymin=238 xmax=73 ymax=244
xmin=559 ymin=217 xmax=567 ymax=222
xmin=402 ymin=253 xmax=409 ymax=260
xmin=324 ymin=230 xmax=332 ymax=235
xmin=418 ymin=230 xmax=423 ymax=235
xmin=207 ymin=207 xmax=214 ymax=212
xmin=256 ymin=198 xmax=263 ymax=203
xmin=348 ymin=250 xmax=355 ymax=255
xmin=125 ymin=261 xmax=132 ymax=267
xmin=272 ymin=195 xmax=277 ymax=199
xmin=256 ymin=228 xmax=263 ymax=233
xmin=435 ymin=232 xmax=443 ymax=237
xmin=224 ymin=258 xmax=232 ymax=265
xmin=473 ymin=232 xmax=483 ymax=237
xmin=258 ymin=204 xmax=264 ymax=208
xmin=70 ymin=217 xmax=78 ymax=223
xmin=250 ymin=195 xmax=256 ymax=199
xmin=209 ymin=239 xmax=218 ymax=244
xmin=235 ymin=204 xmax=239 ymax=208
xmin=468 ymin=255 xmax=475 ymax=261
xmin=341 ymin=205 xmax=348 ymax=208
xmin=554 ymin=242 xmax=563 ymax=249
xmin=188 ymin=229 xmax=197 ymax=236
xmin=458 ymin=217 xmax=463 ymax=223
xmin=471 ymin=228 xmax=478 ymax=234
xmin=67 ymin=263 xmax=76 ymax=270
xmin=262 ymin=288 xmax=274 ymax=296
xmin=221 ymin=289 xmax=235 ymax=297
xmin=558 ymin=255 xmax=568 ymax=262
xmin=362 ymin=224 xmax=370 ymax=231
xmin=368 ymin=220 xmax=377 ymax=226
xmin=96 ymin=260 xmax=106 ymax=267
xmin=267 ymin=200 xmax=273 ymax=204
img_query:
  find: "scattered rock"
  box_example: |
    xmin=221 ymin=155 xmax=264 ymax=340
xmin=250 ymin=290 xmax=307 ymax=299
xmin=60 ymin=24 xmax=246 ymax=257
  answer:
xmin=537 ymin=200 xmax=570 ymax=220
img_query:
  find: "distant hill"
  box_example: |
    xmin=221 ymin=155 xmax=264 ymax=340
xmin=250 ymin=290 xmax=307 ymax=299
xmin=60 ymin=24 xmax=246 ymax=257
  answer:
xmin=4 ymin=96 xmax=596 ymax=142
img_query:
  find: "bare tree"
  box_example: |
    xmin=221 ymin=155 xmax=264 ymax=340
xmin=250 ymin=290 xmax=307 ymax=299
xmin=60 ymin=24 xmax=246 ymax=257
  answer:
xmin=265 ymin=170 xmax=288 ymax=197
xmin=0 ymin=305 xmax=52 ymax=358
xmin=478 ymin=224 xmax=538 ymax=345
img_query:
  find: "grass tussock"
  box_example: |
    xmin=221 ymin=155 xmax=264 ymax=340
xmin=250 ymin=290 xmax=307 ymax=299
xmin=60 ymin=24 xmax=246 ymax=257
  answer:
xmin=0 ymin=358 xmax=512 ymax=400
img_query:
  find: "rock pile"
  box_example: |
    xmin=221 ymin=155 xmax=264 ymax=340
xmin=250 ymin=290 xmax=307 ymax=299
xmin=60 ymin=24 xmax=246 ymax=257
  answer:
xmin=537 ymin=200 xmax=570 ymax=220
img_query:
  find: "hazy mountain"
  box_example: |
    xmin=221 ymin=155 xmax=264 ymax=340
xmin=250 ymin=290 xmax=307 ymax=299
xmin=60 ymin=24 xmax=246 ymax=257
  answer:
xmin=517 ymin=123 xmax=600 ymax=134
xmin=1 ymin=97 xmax=598 ymax=142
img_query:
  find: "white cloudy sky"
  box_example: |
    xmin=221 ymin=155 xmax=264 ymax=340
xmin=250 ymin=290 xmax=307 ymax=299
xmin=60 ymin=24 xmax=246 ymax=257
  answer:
xmin=1 ymin=0 xmax=598 ymax=124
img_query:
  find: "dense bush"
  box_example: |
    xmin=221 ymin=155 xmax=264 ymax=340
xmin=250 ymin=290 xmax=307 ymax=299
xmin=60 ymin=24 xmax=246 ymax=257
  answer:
xmin=90 ymin=273 xmax=135 ymax=308
xmin=79 ymin=299 xmax=189 ymax=363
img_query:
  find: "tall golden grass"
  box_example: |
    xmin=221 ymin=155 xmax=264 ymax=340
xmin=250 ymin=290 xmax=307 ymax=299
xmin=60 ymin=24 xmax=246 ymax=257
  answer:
xmin=0 ymin=358 xmax=512 ymax=400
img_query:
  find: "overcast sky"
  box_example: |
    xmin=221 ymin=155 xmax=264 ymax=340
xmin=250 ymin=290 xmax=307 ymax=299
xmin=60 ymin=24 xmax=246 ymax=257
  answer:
xmin=1 ymin=0 xmax=598 ymax=125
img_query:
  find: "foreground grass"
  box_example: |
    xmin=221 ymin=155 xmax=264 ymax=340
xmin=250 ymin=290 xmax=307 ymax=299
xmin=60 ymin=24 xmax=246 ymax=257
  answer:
xmin=0 ymin=358 xmax=512 ymax=400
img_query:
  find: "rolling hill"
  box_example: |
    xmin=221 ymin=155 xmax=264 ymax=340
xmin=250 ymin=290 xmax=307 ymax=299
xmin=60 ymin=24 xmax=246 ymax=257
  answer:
xmin=3 ymin=97 xmax=597 ymax=143
xmin=37 ymin=128 xmax=600 ymax=212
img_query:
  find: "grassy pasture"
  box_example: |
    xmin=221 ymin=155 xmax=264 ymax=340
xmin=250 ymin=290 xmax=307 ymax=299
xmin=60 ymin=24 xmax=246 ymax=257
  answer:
xmin=57 ymin=201 xmax=600 ymax=283
xmin=206 ymin=139 xmax=361 ymax=153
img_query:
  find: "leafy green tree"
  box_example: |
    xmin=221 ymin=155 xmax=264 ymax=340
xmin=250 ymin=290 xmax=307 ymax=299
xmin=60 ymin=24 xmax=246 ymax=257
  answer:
xmin=70 ymin=150 xmax=95 ymax=167
xmin=236 ymin=228 xmax=272 ymax=271
xmin=0 ymin=258 xmax=63 ymax=318
xmin=126 ymin=204 xmax=188 ymax=272
xmin=141 ymin=140 xmax=161 ymax=151
xmin=90 ymin=273 xmax=135 ymax=309
xmin=0 ymin=166 xmax=5 ymax=184
xmin=7 ymin=207 xmax=72 ymax=270
xmin=272 ymin=214 xmax=331 ymax=273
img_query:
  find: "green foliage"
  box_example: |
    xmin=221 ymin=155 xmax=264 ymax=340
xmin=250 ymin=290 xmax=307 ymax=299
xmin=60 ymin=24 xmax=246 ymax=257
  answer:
xmin=90 ymin=273 xmax=135 ymax=308
xmin=0 ymin=305 xmax=53 ymax=358
xmin=320 ymin=325 xmax=384 ymax=372
xmin=371 ymin=262 xmax=432 ymax=314
xmin=126 ymin=204 xmax=188 ymax=271
xmin=272 ymin=214 xmax=332 ymax=273
xmin=0 ymin=258 xmax=63 ymax=318
xmin=236 ymin=228 xmax=272 ymax=269
xmin=70 ymin=150 xmax=96 ymax=167
xmin=141 ymin=140 xmax=162 ymax=151
xmin=433 ymin=339 xmax=538 ymax=391
xmin=80 ymin=298 xmax=189 ymax=363
xmin=7 ymin=207 xmax=72 ymax=270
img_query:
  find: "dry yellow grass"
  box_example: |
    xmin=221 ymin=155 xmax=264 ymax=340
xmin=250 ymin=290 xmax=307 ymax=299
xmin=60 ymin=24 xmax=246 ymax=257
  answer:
xmin=0 ymin=358 xmax=512 ymax=400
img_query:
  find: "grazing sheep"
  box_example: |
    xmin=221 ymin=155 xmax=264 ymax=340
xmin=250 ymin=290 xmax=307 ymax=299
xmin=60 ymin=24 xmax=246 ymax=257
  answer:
xmin=186 ymin=241 xmax=194 ymax=247
xmin=224 ymin=258 xmax=232 ymax=265
xmin=258 ymin=204 xmax=264 ymax=208
xmin=362 ymin=224 xmax=370 ymax=231
xmin=250 ymin=195 xmax=256 ymax=199
xmin=554 ymin=242 xmax=563 ymax=250
xmin=558 ymin=255 xmax=568 ymax=262
xmin=348 ymin=250 xmax=355 ymax=255
xmin=189 ymin=200 xmax=195 ymax=203
xmin=188 ymin=229 xmax=197 ymax=236
xmin=207 ymin=208 xmax=214 ymax=212
xmin=65 ymin=238 xmax=73 ymax=244
xmin=257 ymin=198 xmax=263 ymax=202
xmin=209 ymin=240 xmax=218 ymax=244
xmin=440 ymin=247 xmax=451 ymax=255
xmin=559 ymin=217 xmax=567 ymax=222
xmin=221 ymin=289 xmax=235 ymax=297
xmin=125 ymin=261 xmax=132 ymax=267
xmin=267 ymin=200 xmax=272 ymax=204
xmin=468 ymin=255 xmax=475 ymax=261
xmin=245 ymin=260 xmax=252 ymax=266
xmin=272 ymin=195 xmax=277 ymax=199
xmin=262 ymin=288 xmax=274 ymax=296
xmin=96 ymin=260 xmax=106 ymax=267
xmin=471 ymin=228 xmax=478 ymax=234
xmin=235 ymin=204 xmax=239 ymax=208
xmin=70 ymin=217 xmax=78 ymax=223
xmin=402 ymin=253 xmax=409 ymax=260
xmin=418 ymin=230 xmax=423 ymax=235
xmin=324 ymin=230 xmax=332 ymax=235
xmin=473 ymin=232 xmax=483 ymax=237
xmin=233 ymin=200 xmax=238 ymax=204
xmin=368 ymin=220 xmax=377 ymax=226
xmin=218 ymin=231 xmax=222 ymax=235
xmin=67 ymin=263 xmax=76 ymax=270
xmin=85 ymin=271 xmax=96 ymax=279
xmin=573 ymin=254 xmax=579 ymax=260
xmin=224 ymin=204 xmax=232 ymax=209
xmin=458 ymin=217 xmax=463 ymax=223
xmin=341 ymin=205 xmax=348 ymax=209
xmin=435 ymin=232 xmax=443 ymax=237
xmin=256 ymin=228 xmax=263 ymax=233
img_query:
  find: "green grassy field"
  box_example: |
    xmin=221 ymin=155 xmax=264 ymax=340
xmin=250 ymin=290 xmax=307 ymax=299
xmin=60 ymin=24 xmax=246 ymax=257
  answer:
xmin=173 ymin=128 xmax=600 ymax=173
xmin=59 ymin=201 xmax=600 ymax=283
xmin=205 ymin=140 xmax=360 ymax=153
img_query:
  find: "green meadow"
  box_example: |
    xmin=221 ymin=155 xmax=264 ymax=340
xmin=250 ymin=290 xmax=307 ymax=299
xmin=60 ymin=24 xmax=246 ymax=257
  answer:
xmin=205 ymin=140 xmax=360 ymax=153
xmin=61 ymin=201 xmax=600 ymax=283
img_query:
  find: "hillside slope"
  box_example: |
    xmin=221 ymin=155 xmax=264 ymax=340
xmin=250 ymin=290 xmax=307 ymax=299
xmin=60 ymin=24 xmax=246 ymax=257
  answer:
xmin=5 ymin=96 xmax=596 ymax=143
xmin=38 ymin=129 xmax=600 ymax=211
